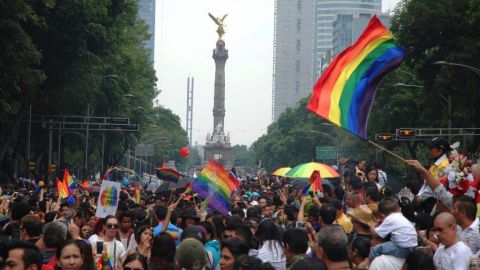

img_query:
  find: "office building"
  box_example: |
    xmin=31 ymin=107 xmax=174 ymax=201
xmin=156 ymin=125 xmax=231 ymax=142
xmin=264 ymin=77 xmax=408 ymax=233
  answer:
xmin=138 ymin=0 xmax=156 ymax=64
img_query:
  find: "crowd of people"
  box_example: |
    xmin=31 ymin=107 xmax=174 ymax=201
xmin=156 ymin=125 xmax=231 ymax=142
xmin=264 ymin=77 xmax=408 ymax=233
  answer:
xmin=1 ymin=137 xmax=480 ymax=270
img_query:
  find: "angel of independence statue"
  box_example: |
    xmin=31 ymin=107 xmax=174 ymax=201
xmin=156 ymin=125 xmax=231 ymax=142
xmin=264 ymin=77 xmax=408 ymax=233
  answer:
xmin=208 ymin=13 xmax=228 ymax=40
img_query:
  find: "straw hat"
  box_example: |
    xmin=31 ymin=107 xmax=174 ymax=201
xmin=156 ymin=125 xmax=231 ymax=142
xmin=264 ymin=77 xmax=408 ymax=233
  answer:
xmin=347 ymin=205 xmax=376 ymax=227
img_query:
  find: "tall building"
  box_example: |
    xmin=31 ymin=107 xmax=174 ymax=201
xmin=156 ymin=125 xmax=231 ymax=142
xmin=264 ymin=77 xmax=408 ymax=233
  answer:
xmin=138 ymin=0 xmax=155 ymax=64
xmin=332 ymin=13 xmax=391 ymax=57
xmin=272 ymin=0 xmax=315 ymax=121
xmin=313 ymin=0 xmax=382 ymax=78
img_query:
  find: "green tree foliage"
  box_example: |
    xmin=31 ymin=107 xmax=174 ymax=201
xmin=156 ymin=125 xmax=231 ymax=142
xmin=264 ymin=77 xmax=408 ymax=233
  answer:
xmin=0 ymin=0 xmax=172 ymax=181
xmin=231 ymin=145 xmax=255 ymax=167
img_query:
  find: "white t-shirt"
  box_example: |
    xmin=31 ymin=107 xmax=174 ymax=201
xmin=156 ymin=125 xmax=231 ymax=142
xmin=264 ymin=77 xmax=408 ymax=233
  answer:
xmin=91 ymin=239 xmax=127 ymax=269
xmin=434 ymin=241 xmax=473 ymax=270
xmin=369 ymin=255 xmax=405 ymax=270
xmin=375 ymin=212 xmax=417 ymax=248
xmin=257 ymin=240 xmax=286 ymax=270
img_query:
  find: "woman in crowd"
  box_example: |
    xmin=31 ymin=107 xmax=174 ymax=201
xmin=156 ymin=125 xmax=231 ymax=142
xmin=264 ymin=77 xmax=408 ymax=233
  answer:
xmin=128 ymin=225 xmax=152 ymax=258
xmin=123 ymin=253 xmax=149 ymax=270
xmin=150 ymin=232 xmax=176 ymax=270
xmin=56 ymin=240 xmax=84 ymax=270
xmin=255 ymin=219 xmax=286 ymax=270
xmin=365 ymin=166 xmax=381 ymax=190
xmin=220 ymin=238 xmax=250 ymax=270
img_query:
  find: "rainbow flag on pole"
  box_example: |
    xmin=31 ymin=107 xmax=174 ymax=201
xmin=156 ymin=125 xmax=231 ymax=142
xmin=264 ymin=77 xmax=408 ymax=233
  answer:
xmin=307 ymin=15 xmax=406 ymax=139
xmin=192 ymin=160 xmax=240 ymax=215
xmin=155 ymin=168 xmax=181 ymax=183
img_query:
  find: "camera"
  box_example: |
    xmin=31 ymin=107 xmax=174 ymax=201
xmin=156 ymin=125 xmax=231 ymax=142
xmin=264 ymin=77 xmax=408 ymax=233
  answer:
xmin=294 ymin=221 xmax=305 ymax=229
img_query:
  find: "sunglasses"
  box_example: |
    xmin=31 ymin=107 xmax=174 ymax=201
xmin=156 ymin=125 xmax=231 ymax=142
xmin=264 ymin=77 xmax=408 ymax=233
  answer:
xmin=124 ymin=267 xmax=142 ymax=270
xmin=106 ymin=223 xmax=119 ymax=229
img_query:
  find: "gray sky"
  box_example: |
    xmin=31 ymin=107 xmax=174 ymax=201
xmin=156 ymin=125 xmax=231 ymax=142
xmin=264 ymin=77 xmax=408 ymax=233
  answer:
xmin=153 ymin=0 xmax=401 ymax=147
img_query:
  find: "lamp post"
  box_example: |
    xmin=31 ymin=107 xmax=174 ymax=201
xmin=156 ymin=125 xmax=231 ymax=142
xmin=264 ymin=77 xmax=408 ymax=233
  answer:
xmin=393 ymin=83 xmax=452 ymax=140
xmin=433 ymin=61 xmax=480 ymax=77
xmin=308 ymin=130 xmax=339 ymax=168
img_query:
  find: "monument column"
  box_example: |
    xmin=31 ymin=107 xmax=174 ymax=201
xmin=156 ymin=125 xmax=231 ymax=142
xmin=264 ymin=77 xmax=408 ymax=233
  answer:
xmin=204 ymin=13 xmax=233 ymax=166
xmin=212 ymin=40 xmax=228 ymax=132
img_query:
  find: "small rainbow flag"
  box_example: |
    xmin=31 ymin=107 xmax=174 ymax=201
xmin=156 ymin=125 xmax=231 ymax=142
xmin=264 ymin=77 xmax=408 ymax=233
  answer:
xmin=63 ymin=169 xmax=75 ymax=192
xmin=134 ymin=183 xmax=141 ymax=203
xmin=307 ymin=15 xmax=406 ymax=139
xmin=56 ymin=177 xmax=69 ymax=199
xmin=183 ymin=183 xmax=192 ymax=195
xmin=192 ymin=160 xmax=240 ymax=215
xmin=155 ymin=168 xmax=181 ymax=183
xmin=303 ymin=170 xmax=322 ymax=194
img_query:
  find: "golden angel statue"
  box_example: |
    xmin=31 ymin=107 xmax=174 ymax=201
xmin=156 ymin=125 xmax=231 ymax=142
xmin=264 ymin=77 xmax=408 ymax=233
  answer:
xmin=208 ymin=13 xmax=228 ymax=40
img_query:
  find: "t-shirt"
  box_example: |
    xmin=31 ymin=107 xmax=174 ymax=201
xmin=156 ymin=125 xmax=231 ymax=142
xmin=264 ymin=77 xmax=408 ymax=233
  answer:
xmin=375 ymin=212 xmax=417 ymax=248
xmin=369 ymin=255 xmax=405 ymax=270
xmin=91 ymin=239 xmax=127 ymax=270
xmin=335 ymin=213 xmax=353 ymax=234
xmin=257 ymin=240 xmax=286 ymax=270
xmin=153 ymin=222 xmax=182 ymax=246
xmin=434 ymin=241 xmax=472 ymax=270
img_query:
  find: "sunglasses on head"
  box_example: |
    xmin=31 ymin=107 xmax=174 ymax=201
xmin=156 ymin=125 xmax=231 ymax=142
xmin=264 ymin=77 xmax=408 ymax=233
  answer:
xmin=124 ymin=267 xmax=142 ymax=270
xmin=106 ymin=223 xmax=119 ymax=229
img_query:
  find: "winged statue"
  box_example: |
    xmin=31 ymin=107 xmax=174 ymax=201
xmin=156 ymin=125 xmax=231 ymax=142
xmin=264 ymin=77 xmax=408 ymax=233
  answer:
xmin=208 ymin=13 xmax=228 ymax=40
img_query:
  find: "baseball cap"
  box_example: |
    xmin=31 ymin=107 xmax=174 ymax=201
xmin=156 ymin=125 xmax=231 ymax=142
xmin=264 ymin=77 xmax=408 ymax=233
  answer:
xmin=176 ymin=238 xmax=206 ymax=270
xmin=425 ymin=137 xmax=450 ymax=150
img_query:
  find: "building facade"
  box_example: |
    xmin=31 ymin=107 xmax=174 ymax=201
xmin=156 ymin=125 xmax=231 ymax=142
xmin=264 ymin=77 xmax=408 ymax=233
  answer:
xmin=272 ymin=0 xmax=315 ymax=121
xmin=138 ymin=0 xmax=156 ymax=64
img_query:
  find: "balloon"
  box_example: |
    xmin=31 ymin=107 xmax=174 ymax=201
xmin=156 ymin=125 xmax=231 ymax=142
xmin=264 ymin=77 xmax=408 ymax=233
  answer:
xmin=180 ymin=147 xmax=190 ymax=157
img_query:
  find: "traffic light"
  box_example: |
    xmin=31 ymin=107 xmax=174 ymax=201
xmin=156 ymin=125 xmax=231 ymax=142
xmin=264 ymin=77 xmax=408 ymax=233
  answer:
xmin=28 ymin=161 xmax=36 ymax=171
xmin=376 ymin=133 xmax=393 ymax=142
xmin=397 ymin=128 xmax=416 ymax=139
xmin=48 ymin=164 xmax=56 ymax=173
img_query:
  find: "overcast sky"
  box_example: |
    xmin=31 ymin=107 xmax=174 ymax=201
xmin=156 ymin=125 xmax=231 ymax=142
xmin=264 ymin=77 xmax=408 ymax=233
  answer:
xmin=153 ymin=0 xmax=401 ymax=147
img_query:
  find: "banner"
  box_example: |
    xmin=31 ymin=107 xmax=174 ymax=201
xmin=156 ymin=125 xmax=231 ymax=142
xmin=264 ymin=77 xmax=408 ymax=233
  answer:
xmin=95 ymin=180 xmax=121 ymax=218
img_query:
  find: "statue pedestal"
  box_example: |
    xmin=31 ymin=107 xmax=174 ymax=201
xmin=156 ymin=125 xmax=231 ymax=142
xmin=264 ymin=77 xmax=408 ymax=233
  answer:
xmin=204 ymin=131 xmax=232 ymax=165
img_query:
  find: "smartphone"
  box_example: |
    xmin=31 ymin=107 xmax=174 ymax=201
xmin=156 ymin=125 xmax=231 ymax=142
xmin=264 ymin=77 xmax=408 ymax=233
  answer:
xmin=96 ymin=241 xmax=103 ymax=254
xmin=295 ymin=221 xmax=305 ymax=229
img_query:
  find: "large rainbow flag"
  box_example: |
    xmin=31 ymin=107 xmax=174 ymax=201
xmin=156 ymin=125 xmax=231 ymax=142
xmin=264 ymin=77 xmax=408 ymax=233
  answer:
xmin=192 ymin=160 xmax=240 ymax=215
xmin=306 ymin=15 xmax=406 ymax=139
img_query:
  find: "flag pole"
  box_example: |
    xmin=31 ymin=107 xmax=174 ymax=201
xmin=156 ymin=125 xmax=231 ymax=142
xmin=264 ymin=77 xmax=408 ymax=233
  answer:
xmin=367 ymin=139 xmax=406 ymax=162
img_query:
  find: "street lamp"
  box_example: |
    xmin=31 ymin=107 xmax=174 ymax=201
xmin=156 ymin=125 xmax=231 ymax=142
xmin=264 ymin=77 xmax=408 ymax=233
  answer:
xmin=394 ymin=83 xmax=452 ymax=139
xmin=308 ymin=130 xmax=339 ymax=167
xmin=433 ymin=61 xmax=480 ymax=76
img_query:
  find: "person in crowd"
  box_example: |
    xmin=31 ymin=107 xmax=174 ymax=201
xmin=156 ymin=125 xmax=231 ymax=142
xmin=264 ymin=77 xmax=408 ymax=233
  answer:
xmin=56 ymin=240 xmax=84 ymax=270
xmin=150 ymin=232 xmax=176 ymax=270
xmin=289 ymin=257 xmax=326 ymax=270
xmin=153 ymin=205 xmax=182 ymax=245
xmin=365 ymin=166 xmax=381 ymax=190
xmin=315 ymin=226 xmax=351 ymax=270
xmin=127 ymin=225 xmax=152 ymax=258
xmin=348 ymin=237 xmax=370 ymax=270
xmin=5 ymin=240 xmax=43 ymax=270
xmin=232 ymin=222 xmax=258 ymax=256
xmin=97 ymin=215 xmax=127 ymax=270
xmin=368 ymin=233 xmax=405 ymax=270
xmin=433 ymin=212 xmax=472 ymax=270
xmin=220 ymin=238 xmax=250 ymax=270
xmin=73 ymin=211 xmax=86 ymax=230
xmin=123 ymin=253 xmax=148 ymax=270
xmin=282 ymin=228 xmax=309 ymax=269
xmin=345 ymin=192 xmax=363 ymax=210
xmin=232 ymin=255 xmax=275 ymax=270
xmin=80 ymin=224 xmax=92 ymax=240
xmin=403 ymin=249 xmax=435 ymax=270
xmin=200 ymin=221 xmax=222 ymax=270
xmin=19 ymin=214 xmax=42 ymax=244
xmin=331 ymin=199 xmax=352 ymax=234
xmin=372 ymin=161 xmax=387 ymax=187
xmin=451 ymin=195 xmax=480 ymax=254
xmin=118 ymin=211 xmax=134 ymax=250
xmin=37 ymin=221 xmax=68 ymax=264
xmin=3 ymin=201 xmax=32 ymax=239
xmin=369 ymin=197 xmax=417 ymax=259
xmin=75 ymin=240 xmax=95 ymax=270
xmin=255 ymin=219 xmax=286 ymax=270
xmin=415 ymin=137 xmax=450 ymax=213
xmin=347 ymin=205 xmax=375 ymax=240
xmin=177 ymin=238 xmax=207 ymax=270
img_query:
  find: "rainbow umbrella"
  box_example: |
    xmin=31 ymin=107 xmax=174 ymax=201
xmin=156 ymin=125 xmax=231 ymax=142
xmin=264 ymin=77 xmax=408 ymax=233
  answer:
xmin=272 ymin=167 xmax=291 ymax=176
xmin=285 ymin=162 xmax=339 ymax=178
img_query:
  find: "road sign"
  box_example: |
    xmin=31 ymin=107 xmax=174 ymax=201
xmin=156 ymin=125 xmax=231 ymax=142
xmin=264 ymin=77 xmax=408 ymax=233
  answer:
xmin=135 ymin=143 xmax=154 ymax=156
xmin=316 ymin=146 xmax=337 ymax=160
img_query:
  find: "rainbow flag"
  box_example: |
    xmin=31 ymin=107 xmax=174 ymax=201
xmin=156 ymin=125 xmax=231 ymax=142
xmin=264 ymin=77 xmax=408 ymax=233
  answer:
xmin=192 ymin=160 xmax=240 ymax=215
xmin=134 ymin=184 xmax=141 ymax=203
xmin=155 ymin=168 xmax=181 ymax=183
xmin=63 ymin=169 xmax=75 ymax=192
xmin=56 ymin=177 xmax=69 ymax=199
xmin=306 ymin=15 xmax=406 ymax=139
xmin=303 ymin=170 xmax=323 ymax=194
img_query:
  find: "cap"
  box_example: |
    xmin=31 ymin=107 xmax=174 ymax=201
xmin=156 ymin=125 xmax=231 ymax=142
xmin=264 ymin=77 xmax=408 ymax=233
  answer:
xmin=176 ymin=238 xmax=206 ymax=270
xmin=347 ymin=205 xmax=376 ymax=227
xmin=425 ymin=137 xmax=450 ymax=151
xmin=181 ymin=225 xmax=207 ymax=244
